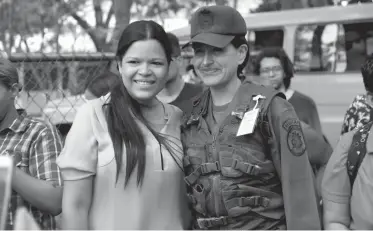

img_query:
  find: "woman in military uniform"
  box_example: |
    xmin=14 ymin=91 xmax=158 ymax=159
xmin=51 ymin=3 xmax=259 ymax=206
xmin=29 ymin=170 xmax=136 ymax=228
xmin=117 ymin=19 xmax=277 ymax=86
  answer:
xmin=181 ymin=5 xmax=321 ymax=230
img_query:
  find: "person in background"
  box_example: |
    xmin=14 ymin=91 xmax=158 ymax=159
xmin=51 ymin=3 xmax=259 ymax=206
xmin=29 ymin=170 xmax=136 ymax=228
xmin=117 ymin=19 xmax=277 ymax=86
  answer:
xmin=57 ymin=20 xmax=190 ymax=230
xmin=0 ymin=58 xmax=63 ymax=230
xmin=252 ymin=48 xmax=333 ymax=195
xmin=253 ymin=47 xmax=323 ymax=135
xmin=157 ymin=33 xmax=203 ymax=112
xmin=182 ymin=64 xmax=203 ymax=85
xmin=341 ymin=54 xmax=373 ymax=135
xmin=181 ymin=5 xmax=321 ymax=230
xmin=84 ymin=70 xmax=120 ymax=100
xmin=322 ymin=120 xmax=373 ymax=229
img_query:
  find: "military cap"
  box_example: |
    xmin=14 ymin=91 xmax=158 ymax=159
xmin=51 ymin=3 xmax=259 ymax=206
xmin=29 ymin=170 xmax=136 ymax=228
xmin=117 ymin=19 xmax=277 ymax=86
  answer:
xmin=187 ymin=5 xmax=247 ymax=48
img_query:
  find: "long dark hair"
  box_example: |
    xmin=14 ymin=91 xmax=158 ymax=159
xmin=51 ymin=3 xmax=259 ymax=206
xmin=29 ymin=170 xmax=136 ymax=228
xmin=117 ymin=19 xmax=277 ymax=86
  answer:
xmin=105 ymin=20 xmax=182 ymax=188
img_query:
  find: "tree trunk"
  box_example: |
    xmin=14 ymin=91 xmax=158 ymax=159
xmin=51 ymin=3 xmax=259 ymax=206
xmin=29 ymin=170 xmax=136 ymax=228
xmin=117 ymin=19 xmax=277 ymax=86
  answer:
xmin=111 ymin=0 xmax=133 ymax=52
xmin=67 ymin=62 xmax=79 ymax=95
xmin=93 ymin=0 xmax=103 ymax=27
xmin=22 ymin=38 xmax=30 ymax=52
xmin=15 ymin=36 xmax=22 ymax=52
xmin=59 ymin=0 xmax=109 ymax=52
xmin=6 ymin=0 xmax=14 ymax=54
xmin=40 ymin=26 xmax=46 ymax=52
xmin=56 ymin=63 xmax=64 ymax=98
xmin=55 ymin=21 xmax=62 ymax=53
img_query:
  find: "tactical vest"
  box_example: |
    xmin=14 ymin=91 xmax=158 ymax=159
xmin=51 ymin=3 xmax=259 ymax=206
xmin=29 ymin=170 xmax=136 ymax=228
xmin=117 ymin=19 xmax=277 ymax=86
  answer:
xmin=181 ymin=82 xmax=286 ymax=230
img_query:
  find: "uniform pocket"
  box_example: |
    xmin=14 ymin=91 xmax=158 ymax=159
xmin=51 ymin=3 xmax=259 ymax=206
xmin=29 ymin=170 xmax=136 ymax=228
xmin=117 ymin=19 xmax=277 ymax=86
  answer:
xmin=222 ymin=185 xmax=284 ymax=219
xmin=184 ymin=143 xmax=206 ymax=170
xmin=219 ymin=144 xmax=274 ymax=178
xmin=219 ymin=145 xmax=243 ymax=178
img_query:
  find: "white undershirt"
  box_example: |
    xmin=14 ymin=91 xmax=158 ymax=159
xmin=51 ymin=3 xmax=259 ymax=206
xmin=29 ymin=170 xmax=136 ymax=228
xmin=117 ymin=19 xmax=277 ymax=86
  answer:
xmin=284 ymin=88 xmax=295 ymax=101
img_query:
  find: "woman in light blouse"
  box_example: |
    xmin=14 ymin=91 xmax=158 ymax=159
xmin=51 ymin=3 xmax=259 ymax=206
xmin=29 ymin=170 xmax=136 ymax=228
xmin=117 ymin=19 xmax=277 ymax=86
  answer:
xmin=57 ymin=20 xmax=191 ymax=230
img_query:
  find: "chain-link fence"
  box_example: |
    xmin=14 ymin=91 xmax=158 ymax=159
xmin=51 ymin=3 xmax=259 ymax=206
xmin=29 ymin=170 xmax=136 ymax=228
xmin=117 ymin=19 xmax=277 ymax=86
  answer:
xmin=9 ymin=52 xmax=116 ymax=135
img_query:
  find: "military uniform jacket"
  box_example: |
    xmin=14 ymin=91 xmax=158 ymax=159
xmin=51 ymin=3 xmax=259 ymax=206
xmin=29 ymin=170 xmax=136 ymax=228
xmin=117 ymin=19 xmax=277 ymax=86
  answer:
xmin=181 ymin=81 xmax=321 ymax=230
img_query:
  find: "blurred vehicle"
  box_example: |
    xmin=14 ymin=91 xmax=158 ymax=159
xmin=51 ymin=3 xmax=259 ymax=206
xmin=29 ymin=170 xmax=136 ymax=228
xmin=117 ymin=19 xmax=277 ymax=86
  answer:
xmin=172 ymin=3 xmax=373 ymax=146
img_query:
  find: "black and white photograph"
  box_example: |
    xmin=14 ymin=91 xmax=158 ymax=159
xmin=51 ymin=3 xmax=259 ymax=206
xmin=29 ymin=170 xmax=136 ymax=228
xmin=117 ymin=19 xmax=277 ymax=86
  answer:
xmin=0 ymin=0 xmax=372 ymax=230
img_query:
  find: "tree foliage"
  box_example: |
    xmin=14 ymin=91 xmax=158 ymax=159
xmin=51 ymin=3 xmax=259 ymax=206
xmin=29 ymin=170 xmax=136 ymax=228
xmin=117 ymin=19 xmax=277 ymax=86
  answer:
xmin=3 ymin=0 xmax=339 ymax=54
xmin=6 ymin=0 xmax=233 ymax=52
xmin=0 ymin=0 xmax=67 ymax=53
xmin=0 ymin=0 xmax=232 ymax=53
xmin=65 ymin=0 xmax=228 ymax=52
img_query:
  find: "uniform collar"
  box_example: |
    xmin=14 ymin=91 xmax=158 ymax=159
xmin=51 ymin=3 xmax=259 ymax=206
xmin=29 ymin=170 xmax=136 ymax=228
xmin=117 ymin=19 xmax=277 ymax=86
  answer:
xmin=191 ymin=89 xmax=211 ymax=117
xmin=284 ymin=88 xmax=295 ymax=100
xmin=192 ymin=80 xmax=247 ymax=117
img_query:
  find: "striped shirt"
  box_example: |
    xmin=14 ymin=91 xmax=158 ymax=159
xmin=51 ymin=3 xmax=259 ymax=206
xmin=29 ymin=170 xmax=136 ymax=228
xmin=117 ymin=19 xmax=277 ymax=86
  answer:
xmin=0 ymin=112 xmax=62 ymax=230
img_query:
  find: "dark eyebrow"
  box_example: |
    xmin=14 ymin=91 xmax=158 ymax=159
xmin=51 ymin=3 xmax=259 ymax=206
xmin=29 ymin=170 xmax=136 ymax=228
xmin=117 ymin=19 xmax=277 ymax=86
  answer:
xmin=124 ymin=57 xmax=166 ymax=61
xmin=149 ymin=58 xmax=166 ymax=62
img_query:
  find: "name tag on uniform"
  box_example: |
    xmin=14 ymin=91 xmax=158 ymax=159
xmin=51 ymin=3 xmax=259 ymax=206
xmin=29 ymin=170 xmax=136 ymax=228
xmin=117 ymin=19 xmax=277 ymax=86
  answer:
xmin=236 ymin=95 xmax=266 ymax=137
xmin=236 ymin=108 xmax=260 ymax=136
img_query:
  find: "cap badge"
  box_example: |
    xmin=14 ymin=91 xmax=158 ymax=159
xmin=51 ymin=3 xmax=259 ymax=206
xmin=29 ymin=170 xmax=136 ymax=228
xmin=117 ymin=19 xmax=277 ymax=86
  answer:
xmin=198 ymin=9 xmax=214 ymax=31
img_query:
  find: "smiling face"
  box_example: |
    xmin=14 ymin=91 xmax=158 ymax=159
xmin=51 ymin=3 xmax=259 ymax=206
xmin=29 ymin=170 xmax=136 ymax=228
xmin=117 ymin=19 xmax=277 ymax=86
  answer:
xmin=258 ymin=57 xmax=285 ymax=90
xmin=192 ymin=43 xmax=245 ymax=88
xmin=118 ymin=39 xmax=169 ymax=104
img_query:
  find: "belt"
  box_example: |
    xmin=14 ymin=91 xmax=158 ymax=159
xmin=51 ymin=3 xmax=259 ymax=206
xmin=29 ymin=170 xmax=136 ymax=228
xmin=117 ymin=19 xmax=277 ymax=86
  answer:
xmin=197 ymin=214 xmax=285 ymax=229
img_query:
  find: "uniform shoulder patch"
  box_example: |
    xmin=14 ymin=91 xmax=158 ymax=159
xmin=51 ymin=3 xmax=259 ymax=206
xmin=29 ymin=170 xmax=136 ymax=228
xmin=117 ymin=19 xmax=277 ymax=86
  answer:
xmin=282 ymin=118 xmax=306 ymax=156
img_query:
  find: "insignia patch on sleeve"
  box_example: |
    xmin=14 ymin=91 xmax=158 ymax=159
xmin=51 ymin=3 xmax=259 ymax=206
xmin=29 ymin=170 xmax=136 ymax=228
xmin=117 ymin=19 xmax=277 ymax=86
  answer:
xmin=282 ymin=118 xmax=306 ymax=156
